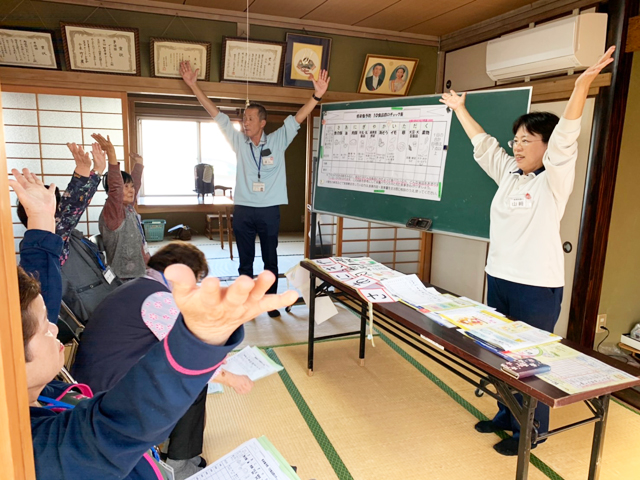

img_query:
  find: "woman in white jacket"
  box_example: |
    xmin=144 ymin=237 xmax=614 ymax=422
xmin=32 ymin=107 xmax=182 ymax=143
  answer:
xmin=439 ymin=46 xmax=615 ymax=456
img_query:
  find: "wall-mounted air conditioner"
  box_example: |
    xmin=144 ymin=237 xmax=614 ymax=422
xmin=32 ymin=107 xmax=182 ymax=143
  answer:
xmin=486 ymin=13 xmax=607 ymax=82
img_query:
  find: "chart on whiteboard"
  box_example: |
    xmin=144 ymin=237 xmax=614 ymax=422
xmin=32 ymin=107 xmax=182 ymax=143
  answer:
xmin=318 ymin=104 xmax=453 ymax=201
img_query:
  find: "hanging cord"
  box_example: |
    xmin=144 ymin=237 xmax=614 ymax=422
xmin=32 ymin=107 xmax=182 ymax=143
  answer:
xmin=245 ymin=0 xmax=250 ymax=107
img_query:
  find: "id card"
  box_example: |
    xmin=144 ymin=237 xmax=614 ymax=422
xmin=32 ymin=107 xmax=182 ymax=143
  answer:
xmin=509 ymin=195 xmax=532 ymax=209
xmin=158 ymin=460 xmax=175 ymax=480
xmin=103 ymin=266 xmax=116 ymax=284
xmin=252 ymin=182 xmax=265 ymax=192
xmin=262 ymin=156 xmax=274 ymax=165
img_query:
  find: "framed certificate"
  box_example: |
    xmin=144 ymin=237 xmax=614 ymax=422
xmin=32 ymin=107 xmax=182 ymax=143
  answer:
xmin=150 ymin=37 xmax=211 ymax=81
xmin=283 ymin=33 xmax=331 ymax=89
xmin=0 ymin=28 xmax=58 ymax=69
xmin=221 ymin=37 xmax=286 ymax=85
xmin=60 ymin=22 xmax=140 ymax=76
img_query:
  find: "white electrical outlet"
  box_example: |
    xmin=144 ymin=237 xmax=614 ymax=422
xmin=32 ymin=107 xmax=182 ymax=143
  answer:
xmin=596 ymin=314 xmax=607 ymax=333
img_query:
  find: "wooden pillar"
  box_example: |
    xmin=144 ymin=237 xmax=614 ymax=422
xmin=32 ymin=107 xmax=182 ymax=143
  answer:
xmin=0 ymin=82 xmax=36 ymax=479
xmin=567 ymin=0 xmax=639 ymax=346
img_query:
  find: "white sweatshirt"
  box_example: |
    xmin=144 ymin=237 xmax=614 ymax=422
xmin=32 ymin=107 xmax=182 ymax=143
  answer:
xmin=471 ymin=116 xmax=581 ymax=288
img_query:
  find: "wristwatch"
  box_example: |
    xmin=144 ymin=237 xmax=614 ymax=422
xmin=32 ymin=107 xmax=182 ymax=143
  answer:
xmin=312 ymin=94 xmax=322 ymax=102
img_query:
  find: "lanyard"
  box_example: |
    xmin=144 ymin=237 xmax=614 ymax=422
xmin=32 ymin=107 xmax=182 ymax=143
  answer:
xmin=37 ymin=395 xmax=76 ymax=410
xmin=250 ymin=144 xmax=264 ymax=180
xmin=133 ymin=210 xmax=147 ymax=242
xmin=81 ymin=238 xmax=106 ymax=271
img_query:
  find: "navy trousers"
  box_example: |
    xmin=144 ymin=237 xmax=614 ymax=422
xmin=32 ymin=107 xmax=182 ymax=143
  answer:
xmin=486 ymin=274 xmax=563 ymax=441
xmin=233 ymin=205 xmax=280 ymax=295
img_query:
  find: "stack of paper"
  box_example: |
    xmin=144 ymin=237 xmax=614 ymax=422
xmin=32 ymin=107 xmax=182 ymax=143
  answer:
xmin=221 ymin=346 xmax=283 ymax=381
xmin=507 ymin=342 xmax=638 ymax=394
xmin=186 ymin=436 xmax=300 ymax=480
xmin=463 ymin=321 xmax=562 ymax=353
xmin=437 ymin=308 xmax=508 ymax=331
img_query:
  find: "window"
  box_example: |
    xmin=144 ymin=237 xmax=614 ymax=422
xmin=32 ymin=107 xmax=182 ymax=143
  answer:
xmin=138 ymin=118 xmax=239 ymax=196
xmin=3 ymin=90 xmax=124 ymax=251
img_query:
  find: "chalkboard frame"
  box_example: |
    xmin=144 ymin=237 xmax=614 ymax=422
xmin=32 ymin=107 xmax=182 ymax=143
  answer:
xmin=312 ymin=87 xmax=532 ymax=240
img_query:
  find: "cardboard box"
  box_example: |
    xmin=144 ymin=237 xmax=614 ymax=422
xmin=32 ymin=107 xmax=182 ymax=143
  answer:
xmin=620 ymin=334 xmax=640 ymax=351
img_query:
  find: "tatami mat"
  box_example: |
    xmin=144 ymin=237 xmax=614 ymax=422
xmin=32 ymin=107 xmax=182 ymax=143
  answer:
xmin=203 ymin=370 xmax=338 ymax=480
xmin=273 ymin=338 xmax=549 ymax=480
xmin=200 ymin=291 xmax=640 ymax=480
xmin=378 ymin=327 xmax=640 ymax=480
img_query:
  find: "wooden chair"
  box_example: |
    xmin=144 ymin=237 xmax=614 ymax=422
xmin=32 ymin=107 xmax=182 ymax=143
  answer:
xmin=205 ymin=207 xmax=234 ymax=260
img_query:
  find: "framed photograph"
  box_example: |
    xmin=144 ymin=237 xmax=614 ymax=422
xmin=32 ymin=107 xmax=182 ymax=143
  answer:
xmin=283 ymin=33 xmax=332 ymax=89
xmin=0 ymin=28 xmax=58 ymax=69
xmin=358 ymin=54 xmax=419 ymax=96
xmin=60 ymin=22 xmax=140 ymax=76
xmin=150 ymin=37 xmax=211 ymax=81
xmin=221 ymin=36 xmax=286 ymax=85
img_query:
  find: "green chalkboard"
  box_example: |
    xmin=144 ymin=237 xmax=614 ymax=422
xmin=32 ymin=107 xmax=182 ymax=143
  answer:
xmin=313 ymin=88 xmax=531 ymax=239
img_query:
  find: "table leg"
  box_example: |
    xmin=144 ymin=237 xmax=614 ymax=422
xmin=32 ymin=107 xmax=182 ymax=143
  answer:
xmin=588 ymin=394 xmax=610 ymax=480
xmin=218 ymin=212 xmax=224 ymax=250
xmin=515 ymin=394 xmax=536 ymax=480
xmin=226 ymin=207 xmax=233 ymax=260
xmin=307 ymin=272 xmax=316 ymax=376
xmin=359 ymin=301 xmax=367 ymax=367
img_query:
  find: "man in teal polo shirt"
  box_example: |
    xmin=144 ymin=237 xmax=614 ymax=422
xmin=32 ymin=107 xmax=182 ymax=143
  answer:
xmin=180 ymin=61 xmax=330 ymax=317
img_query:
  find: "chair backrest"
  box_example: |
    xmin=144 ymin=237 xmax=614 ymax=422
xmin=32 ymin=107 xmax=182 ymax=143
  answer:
xmin=194 ymin=163 xmax=215 ymax=195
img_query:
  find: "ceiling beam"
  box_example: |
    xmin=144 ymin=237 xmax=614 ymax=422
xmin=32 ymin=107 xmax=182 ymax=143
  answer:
xmin=40 ymin=0 xmax=439 ymax=46
xmin=440 ymin=0 xmax=601 ymax=52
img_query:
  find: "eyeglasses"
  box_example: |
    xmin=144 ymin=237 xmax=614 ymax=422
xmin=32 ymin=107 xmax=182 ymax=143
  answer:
xmin=508 ymin=138 xmax=543 ymax=149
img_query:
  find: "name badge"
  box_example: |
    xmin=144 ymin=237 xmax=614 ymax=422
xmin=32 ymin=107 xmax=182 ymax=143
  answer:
xmin=103 ymin=266 xmax=116 ymax=284
xmin=158 ymin=460 xmax=175 ymax=480
xmin=262 ymin=156 xmax=274 ymax=166
xmin=509 ymin=194 xmax=532 ymax=209
xmin=252 ymin=182 xmax=265 ymax=192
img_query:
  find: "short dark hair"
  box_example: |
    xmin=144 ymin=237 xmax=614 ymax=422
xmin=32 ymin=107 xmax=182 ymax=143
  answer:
xmin=17 ymin=185 xmax=61 ymax=228
xmin=18 ymin=267 xmax=41 ymax=362
xmin=396 ymin=67 xmax=406 ymax=73
xmin=246 ymin=103 xmax=267 ymax=122
xmin=147 ymin=241 xmax=209 ymax=280
xmin=102 ymin=170 xmax=133 ymax=194
xmin=512 ymin=112 xmax=560 ymax=144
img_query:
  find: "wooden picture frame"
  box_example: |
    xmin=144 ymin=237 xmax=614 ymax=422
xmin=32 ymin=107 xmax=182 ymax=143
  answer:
xmin=150 ymin=37 xmax=211 ymax=81
xmin=220 ymin=36 xmax=286 ymax=85
xmin=358 ymin=54 xmax=419 ymax=96
xmin=0 ymin=28 xmax=59 ymax=70
xmin=283 ymin=33 xmax=332 ymax=89
xmin=60 ymin=22 xmax=140 ymax=76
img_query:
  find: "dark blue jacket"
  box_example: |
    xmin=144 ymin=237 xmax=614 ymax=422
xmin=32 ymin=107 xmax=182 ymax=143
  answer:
xmin=23 ymin=230 xmax=244 ymax=479
xmin=19 ymin=229 xmax=63 ymax=323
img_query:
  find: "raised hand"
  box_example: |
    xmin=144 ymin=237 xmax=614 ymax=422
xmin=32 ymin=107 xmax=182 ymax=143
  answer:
xmin=91 ymin=133 xmax=117 ymax=164
xmin=575 ymin=45 xmax=615 ymax=90
xmin=91 ymin=142 xmax=106 ymax=175
xmin=8 ymin=168 xmax=56 ymax=232
xmin=180 ymin=60 xmax=199 ymax=88
xmin=439 ymin=90 xmax=467 ymax=111
xmin=164 ymin=265 xmax=298 ymax=346
xmin=67 ymin=143 xmax=92 ymax=177
xmin=129 ymin=152 xmax=143 ymax=166
xmin=310 ymin=69 xmax=330 ymax=98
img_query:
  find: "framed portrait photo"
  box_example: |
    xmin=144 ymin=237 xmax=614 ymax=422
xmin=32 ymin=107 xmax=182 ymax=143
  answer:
xmin=0 ymin=28 xmax=58 ymax=69
xmin=150 ymin=37 xmax=211 ymax=81
xmin=221 ymin=36 xmax=286 ymax=85
xmin=60 ymin=22 xmax=140 ymax=76
xmin=358 ymin=54 xmax=419 ymax=96
xmin=283 ymin=33 xmax=331 ymax=89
